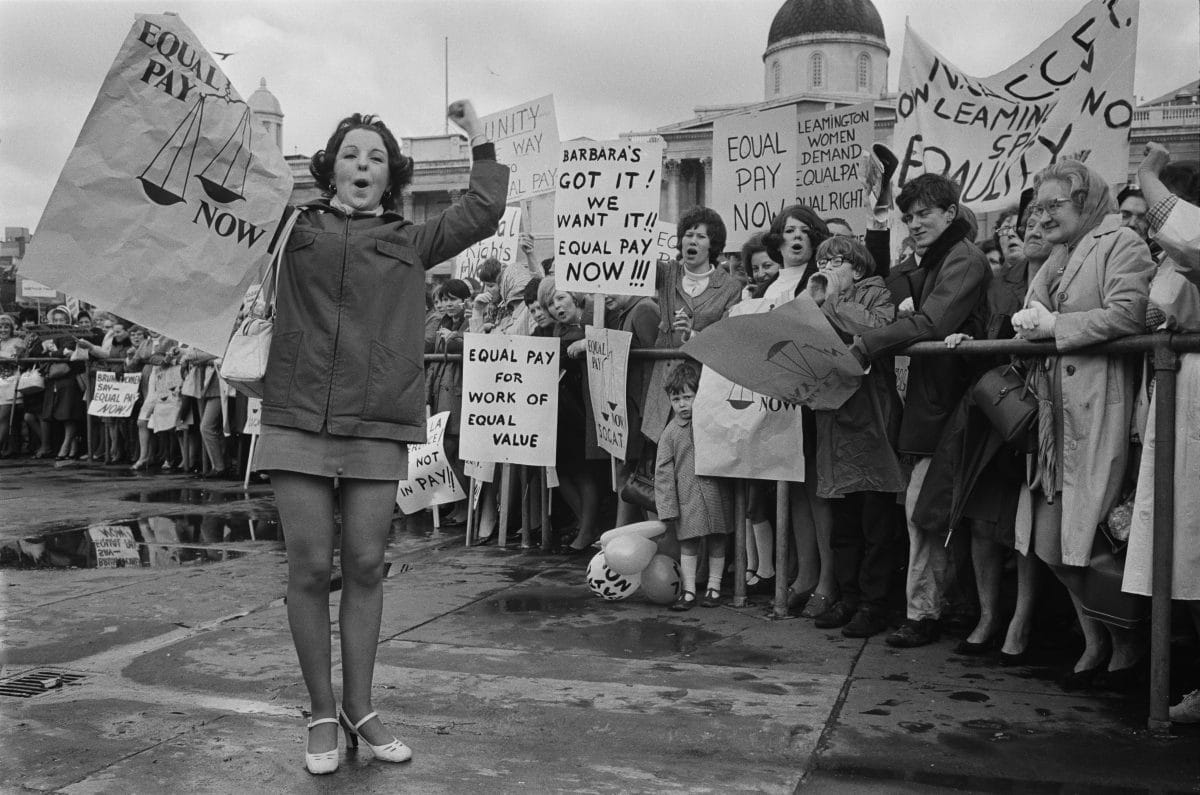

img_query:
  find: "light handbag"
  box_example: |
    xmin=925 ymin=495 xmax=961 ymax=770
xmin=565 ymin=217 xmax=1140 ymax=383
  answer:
xmin=220 ymin=208 xmax=303 ymax=399
xmin=17 ymin=368 xmax=44 ymax=395
xmin=969 ymin=361 xmax=1038 ymax=453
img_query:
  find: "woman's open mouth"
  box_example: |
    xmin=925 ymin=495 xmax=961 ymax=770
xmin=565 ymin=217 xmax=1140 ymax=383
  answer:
xmin=353 ymin=178 xmax=370 ymax=189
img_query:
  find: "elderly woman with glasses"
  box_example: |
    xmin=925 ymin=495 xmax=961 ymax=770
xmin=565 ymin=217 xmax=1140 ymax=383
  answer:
xmin=1011 ymin=159 xmax=1154 ymax=692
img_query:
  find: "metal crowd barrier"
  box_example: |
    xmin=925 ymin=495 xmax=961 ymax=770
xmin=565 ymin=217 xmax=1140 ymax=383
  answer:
xmin=426 ymin=331 xmax=1200 ymax=734
xmin=8 ymin=331 xmax=1197 ymax=733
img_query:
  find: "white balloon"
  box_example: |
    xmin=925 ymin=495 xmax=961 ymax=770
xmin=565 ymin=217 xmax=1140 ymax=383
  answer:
xmin=604 ymin=533 xmax=657 ymax=576
xmin=585 ymin=551 xmax=641 ymax=601
xmin=599 ymin=520 xmax=667 ymax=549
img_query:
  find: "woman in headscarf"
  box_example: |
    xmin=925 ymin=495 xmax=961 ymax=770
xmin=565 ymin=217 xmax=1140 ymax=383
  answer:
xmin=1011 ymin=159 xmax=1154 ymax=691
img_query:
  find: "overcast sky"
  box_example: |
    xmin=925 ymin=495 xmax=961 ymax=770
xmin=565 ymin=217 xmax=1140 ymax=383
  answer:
xmin=2 ymin=0 xmax=1196 ymax=231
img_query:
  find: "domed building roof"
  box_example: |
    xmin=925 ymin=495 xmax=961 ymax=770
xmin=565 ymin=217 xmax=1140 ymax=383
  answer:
xmin=248 ymin=78 xmax=282 ymax=117
xmin=767 ymin=0 xmax=886 ymax=45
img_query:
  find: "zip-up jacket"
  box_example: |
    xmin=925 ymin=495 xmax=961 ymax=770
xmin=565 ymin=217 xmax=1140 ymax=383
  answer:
xmin=262 ymin=148 xmax=508 ymax=442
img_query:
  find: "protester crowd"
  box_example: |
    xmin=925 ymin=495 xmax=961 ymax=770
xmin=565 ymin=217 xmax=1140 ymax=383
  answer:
xmin=0 ymin=307 xmax=259 ymax=480
xmin=3 ymin=142 xmax=1196 ymax=722
xmin=421 ymin=142 xmax=1200 ymax=723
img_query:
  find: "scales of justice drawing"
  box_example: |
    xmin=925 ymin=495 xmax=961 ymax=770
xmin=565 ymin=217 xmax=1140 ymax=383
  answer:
xmin=138 ymin=88 xmax=256 ymax=207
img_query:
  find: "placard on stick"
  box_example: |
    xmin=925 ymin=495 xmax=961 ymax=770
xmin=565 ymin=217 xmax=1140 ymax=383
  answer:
xmin=555 ymin=140 xmax=664 ymax=296
xmin=479 ymin=95 xmax=560 ymax=203
xmin=88 ymin=372 xmax=142 ymax=418
xmin=459 ymin=333 xmax=558 ymax=467
xmin=712 ymin=105 xmax=798 ymax=250
xmin=396 ymin=411 xmax=466 ymax=514
xmin=455 ymin=206 xmax=522 ymax=282
xmin=795 ymin=102 xmax=873 ymax=233
xmin=585 ymin=327 xmax=632 ymax=460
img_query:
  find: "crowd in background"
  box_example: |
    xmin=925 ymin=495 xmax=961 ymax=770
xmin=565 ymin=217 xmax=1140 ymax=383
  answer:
xmin=420 ymin=143 xmax=1200 ymax=722
xmin=0 ymin=306 xmax=259 ymax=480
xmin=2 ymin=142 xmax=1197 ymax=721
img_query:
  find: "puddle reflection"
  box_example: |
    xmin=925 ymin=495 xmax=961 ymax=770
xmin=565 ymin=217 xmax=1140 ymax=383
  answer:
xmin=119 ymin=488 xmax=252 ymax=505
xmin=0 ymin=510 xmax=282 ymax=570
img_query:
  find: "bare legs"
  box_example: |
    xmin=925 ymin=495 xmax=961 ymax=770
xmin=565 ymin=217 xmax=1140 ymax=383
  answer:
xmin=273 ymin=472 xmax=399 ymax=754
xmin=966 ymin=531 xmax=1004 ymax=645
xmin=1002 ymin=553 xmax=1039 ymax=656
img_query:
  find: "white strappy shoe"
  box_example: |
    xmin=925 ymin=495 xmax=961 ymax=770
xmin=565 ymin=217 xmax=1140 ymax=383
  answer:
xmin=338 ymin=707 xmax=413 ymax=763
xmin=304 ymin=716 xmax=340 ymax=775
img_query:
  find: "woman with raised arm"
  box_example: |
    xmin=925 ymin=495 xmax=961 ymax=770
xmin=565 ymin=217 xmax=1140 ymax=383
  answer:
xmin=255 ymin=102 xmax=507 ymax=775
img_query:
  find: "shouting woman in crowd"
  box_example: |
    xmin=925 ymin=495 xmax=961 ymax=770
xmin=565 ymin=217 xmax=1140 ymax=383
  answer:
xmin=254 ymin=102 xmax=506 ymax=774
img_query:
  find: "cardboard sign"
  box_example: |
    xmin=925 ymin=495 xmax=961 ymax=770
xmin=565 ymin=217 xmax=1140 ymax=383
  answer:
xmin=243 ymin=397 xmax=262 ymax=435
xmin=480 ymin=95 xmax=559 ymax=202
xmin=19 ymin=14 xmax=294 ymax=356
xmin=650 ymin=220 xmax=678 ymax=263
xmin=88 ymin=525 xmax=142 ymax=568
xmin=712 ymin=106 xmax=798 ymax=249
xmin=18 ymin=278 xmax=59 ymax=301
xmin=585 ymin=327 xmax=632 ymax=459
xmin=462 ymin=459 xmax=496 ymax=484
xmin=459 ymin=333 xmax=558 ymax=466
xmin=455 ymin=206 xmax=522 ymax=282
xmin=88 ymin=371 xmax=142 ymax=418
xmin=894 ymin=0 xmax=1138 ymax=211
xmin=795 ymin=102 xmax=873 ymax=233
xmin=554 ymin=140 xmax=664 ymax=296
xmin=396 ymin=411 xmax=466 ymax=514
xmin=693 ymin=299 xmax=807 ymax=481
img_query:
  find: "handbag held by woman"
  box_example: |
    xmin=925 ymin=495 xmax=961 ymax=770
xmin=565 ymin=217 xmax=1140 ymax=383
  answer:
xmin=970 ymin=361 xmax=1039 ymax=452
xmin=220 ymin=209 xmax=303 ymax=399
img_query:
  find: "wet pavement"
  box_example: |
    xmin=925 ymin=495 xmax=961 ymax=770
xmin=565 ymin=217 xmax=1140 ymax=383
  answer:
xmin=1 ymin=456 xmax=1199 ymax=793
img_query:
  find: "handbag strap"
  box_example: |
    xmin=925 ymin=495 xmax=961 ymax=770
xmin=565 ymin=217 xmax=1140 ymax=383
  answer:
xmin=260 ymin=206 xmax=306 ymax=309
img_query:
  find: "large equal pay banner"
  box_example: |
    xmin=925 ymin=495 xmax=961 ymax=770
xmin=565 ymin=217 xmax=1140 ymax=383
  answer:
xmin=894 ymin=0 xmax=1138 ymax=211
xmin=555 ymin=140 xmax=664 ymax=296
xmin=460 ymin=333 xmax=559 ymax=467
xmin=20 ymin=14 xmax=294 ymax=356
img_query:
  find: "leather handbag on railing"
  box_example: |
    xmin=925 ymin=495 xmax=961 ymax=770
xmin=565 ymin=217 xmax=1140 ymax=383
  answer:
xmin=220 ymin=208 xmax=304 ymax=399
xmin=970 ymin=360 xmax=1038 ymax=452
xmin=619 ymin=457 xmax=657 ymax=513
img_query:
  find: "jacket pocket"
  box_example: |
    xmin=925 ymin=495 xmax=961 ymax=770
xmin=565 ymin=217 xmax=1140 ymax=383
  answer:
xmin=375 ymin=239 xmax=418 ymax=267
xmin=263 ymin=330 xmax=302 ymax=408
xmin=286 ymin=229 xmax=318 ymax=253
xmin=362 ymin=340 xmax=423 ymax=424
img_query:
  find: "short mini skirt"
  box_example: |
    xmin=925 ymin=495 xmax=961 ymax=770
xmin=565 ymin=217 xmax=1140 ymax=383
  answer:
xmin=254 ymin=423 xmax=408 ymax=480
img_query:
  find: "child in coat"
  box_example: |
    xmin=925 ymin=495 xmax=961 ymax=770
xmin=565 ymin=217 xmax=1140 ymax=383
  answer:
xmin=808 ymin=235 xmax=903 ymax=637
xmin=654 ymin=363 xmax=734 ymax=610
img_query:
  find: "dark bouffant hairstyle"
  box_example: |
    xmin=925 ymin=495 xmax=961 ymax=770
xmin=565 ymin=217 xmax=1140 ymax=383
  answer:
xmin=664 ymin=362 xmax=701 ymax=396
xmin=740 ymin=231 xmax=771 ymax=267
xmin=896 ymin=173 xmax=960 ymax=214
xmin=476 ymin=257 xmax=503 ymax=284
xmin=309 ymin=114 xmax=413 ymax=211
xmin=676 ymin=206 xmax=727 ymax=265
xmin=437 ymin=278 xmax=472 ymax=301
xmin=763 ymin=204 xmax=830 ymax=265
xmin=1161 ymin=161 xmax=1200 ymax=205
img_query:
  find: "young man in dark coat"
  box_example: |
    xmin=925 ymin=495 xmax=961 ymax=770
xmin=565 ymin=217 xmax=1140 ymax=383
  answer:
xmin=850 ymin=174 xmax=992 ymax=648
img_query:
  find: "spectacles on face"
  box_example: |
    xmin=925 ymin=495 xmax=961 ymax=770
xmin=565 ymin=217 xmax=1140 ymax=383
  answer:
xmin=996 ymin=224 xmax=1018 ymax=236
xmin=1029 ymin=197 xmax=1073 ymax=216
xmin=816 ymin=256 xmax=846 ymax=270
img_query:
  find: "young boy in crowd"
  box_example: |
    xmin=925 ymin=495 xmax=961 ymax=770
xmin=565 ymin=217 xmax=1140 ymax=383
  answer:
xmin=808 ymin=236 xmax=904 ymax=637
xmin=654 ymin=363 xmax=734 ymax=611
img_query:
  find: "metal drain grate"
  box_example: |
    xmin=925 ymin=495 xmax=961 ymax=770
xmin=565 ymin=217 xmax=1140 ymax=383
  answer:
xmin=0 ymin=670 xmax=86 ymax=698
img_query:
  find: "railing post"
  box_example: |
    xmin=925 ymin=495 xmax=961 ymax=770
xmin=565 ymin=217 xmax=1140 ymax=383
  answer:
xmin=732 ymin=480 xmax=747 ymax=607
xmin=1148 ymin=332 xmax=1179 ymax=735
